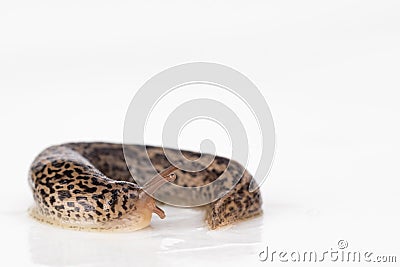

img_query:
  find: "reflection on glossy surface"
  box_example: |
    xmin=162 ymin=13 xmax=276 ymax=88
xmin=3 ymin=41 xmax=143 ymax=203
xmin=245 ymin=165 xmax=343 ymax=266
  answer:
xmin=28 ymin=205 xmax=263 ymax=267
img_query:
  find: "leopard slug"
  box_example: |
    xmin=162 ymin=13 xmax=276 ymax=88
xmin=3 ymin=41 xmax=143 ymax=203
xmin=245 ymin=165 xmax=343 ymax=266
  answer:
xmin=28 ymin=142 xmax=262 ymax=231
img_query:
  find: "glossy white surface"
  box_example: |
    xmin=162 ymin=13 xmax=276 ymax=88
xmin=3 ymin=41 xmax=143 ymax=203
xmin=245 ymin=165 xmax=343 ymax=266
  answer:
xmin=2 ymin=205 xmax=265 ymax=266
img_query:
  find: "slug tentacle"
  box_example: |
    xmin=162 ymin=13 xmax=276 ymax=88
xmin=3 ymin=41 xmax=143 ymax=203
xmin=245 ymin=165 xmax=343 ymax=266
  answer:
xmin=139 ymin=166 xmax=177 ymax=219
xmin=142 ymin=166 xmax=177 ymax=195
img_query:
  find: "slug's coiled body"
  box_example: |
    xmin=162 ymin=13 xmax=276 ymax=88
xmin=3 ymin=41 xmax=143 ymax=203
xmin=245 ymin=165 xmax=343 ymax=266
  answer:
xmin=29 ymin=142 xmax=263 ymax=231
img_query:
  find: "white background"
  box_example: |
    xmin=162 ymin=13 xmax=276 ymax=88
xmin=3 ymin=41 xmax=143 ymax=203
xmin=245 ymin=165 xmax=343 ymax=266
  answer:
xmin=0 ymin=1 xmax=399 ymax=266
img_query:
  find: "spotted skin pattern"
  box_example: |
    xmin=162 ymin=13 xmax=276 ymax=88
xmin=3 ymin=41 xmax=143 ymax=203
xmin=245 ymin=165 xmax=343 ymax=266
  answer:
xmin=29 ymin=142 xmax=263 ymax=231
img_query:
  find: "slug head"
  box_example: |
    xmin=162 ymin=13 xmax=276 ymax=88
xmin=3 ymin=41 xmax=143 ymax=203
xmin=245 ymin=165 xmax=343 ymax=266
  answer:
xmin=136 ymin=166 xmax=177 ymax=219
